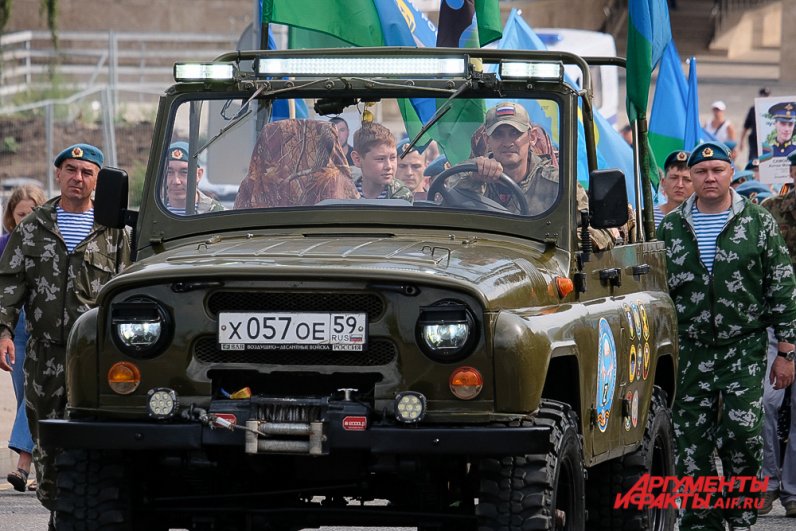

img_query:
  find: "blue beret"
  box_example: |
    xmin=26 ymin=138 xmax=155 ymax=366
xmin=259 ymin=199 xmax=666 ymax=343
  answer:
xmin=663 ymin=150 xmax=690 ymax=170
xmin=768 ymin=102 xmax=796 ymax=123
xmin=735 ymin=180 xmax=772 ymax=202
xmin=789 ymin=151 xmax=796 ymax=167
xmin=424 ymin=155 xmax=448 ymax=177
xmin=169 ymin=141 xmax=191 ymax=162
xmin=396 ymin=138 xmax=426 ymax=156
xmin=744 ymin=159 xmax=760 ymax=171
xmin=54 ymin=143 xmax=104 ymax=169
xmin=687 ymin=142 xmax=732 ymax=167
xmin=731 ymin=169 xmax=754 ymax=184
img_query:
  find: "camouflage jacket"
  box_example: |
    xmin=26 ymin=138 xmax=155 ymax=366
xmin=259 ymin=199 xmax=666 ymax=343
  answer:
xmin=456 ymin=152 xmax=558 ymax=215
xmin=0 ymin=197 xmax=131 ymax=345
xmin=456 ymin=153 xmax=614 ymax=250
xmin=353 ymin=176 xmax=414 ymax=202
xmin=762 ymin=190 xmax=796 ymax=266
xmin=196 ymin=190 xmax=225 ymax=213
xmin=657 ymin=190 xmax=796 ymax=345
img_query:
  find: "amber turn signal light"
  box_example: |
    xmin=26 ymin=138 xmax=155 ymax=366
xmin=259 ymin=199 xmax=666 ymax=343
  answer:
xmin=449 ymin=366 xmax=483 ymax=400
xmin=555 ymin=276 xmax=574 ymax=298
xmin=107 ymin=361 xmax=141 ymax=395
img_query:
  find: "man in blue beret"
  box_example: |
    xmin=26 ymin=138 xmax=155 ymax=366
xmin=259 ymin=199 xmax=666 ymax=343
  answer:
xmin=744 ymin=158 xmax=760 ymax=179
xmin=424 ymin=155 xmax=449 ymax=180
xmin=658 ymin=141 xmax=796 ymax=529
xmin=654 ymin=149 xmax=692 ymax=226
xmin=395 ymin=139 xmax=429 ymax=200
xmin=0 ymin=143 xmax=131 ymax=519
xmin=165 ymin=142 xmax=224 ymax=215
xmin=767 ymin=102 xmax=796 ymax=158
xmin=735 ymin=180 xmax=772 ymax=203
xmin=759 ymin=149 xmax=796 ymax=518
xmin=730 ymin=169 xmax=754 ymax=190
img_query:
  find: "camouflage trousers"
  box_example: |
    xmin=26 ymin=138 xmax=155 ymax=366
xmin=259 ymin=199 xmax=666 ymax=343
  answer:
xmin=673 ymin=332 xmax=767 ymax=531
xmin=23 ymin=338 xmax=67 ymax=512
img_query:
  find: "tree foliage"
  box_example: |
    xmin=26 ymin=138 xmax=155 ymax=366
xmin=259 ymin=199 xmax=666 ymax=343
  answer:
xmin=0 ymin=1 xmax=57 ymax=46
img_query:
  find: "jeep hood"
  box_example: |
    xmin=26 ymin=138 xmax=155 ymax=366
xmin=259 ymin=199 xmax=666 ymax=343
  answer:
xmin=111 ymin=234 xmax=570 ymax=309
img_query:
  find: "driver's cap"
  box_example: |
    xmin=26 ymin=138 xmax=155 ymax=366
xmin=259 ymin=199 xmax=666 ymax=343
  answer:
xmin=485 ymin=102 xmax=531 ymax=136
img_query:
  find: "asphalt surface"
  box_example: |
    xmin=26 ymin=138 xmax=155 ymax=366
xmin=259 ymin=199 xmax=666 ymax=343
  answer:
xmin=0 ymin=485 xmax=792 ymax=530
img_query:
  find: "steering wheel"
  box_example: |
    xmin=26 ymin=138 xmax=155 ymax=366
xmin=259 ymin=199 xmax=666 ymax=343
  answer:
xmin=426 ymin=162 xmax=530 ymax=215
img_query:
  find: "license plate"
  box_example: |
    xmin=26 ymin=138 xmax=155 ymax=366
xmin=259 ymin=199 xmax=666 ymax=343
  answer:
xmin=218 ymin=312 xmax=367 ymax=351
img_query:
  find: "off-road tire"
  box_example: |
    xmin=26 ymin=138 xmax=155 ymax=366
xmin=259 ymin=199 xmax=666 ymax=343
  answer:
xmin=586 ymin=386 xmax=675 ymax=531
xmin=476 ymin=400 xmax=585 ymax=530
xmin=54 ymin=449 xmax=136 ymax=531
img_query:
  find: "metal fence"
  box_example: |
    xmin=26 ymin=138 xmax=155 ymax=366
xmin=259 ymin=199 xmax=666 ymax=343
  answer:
xmin=0 ymin=30 xmax=239 ymax=200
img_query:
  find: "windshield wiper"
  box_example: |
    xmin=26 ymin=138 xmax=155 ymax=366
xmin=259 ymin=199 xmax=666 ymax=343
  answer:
xmin=402 ymin=80 xmax=471 ymax=157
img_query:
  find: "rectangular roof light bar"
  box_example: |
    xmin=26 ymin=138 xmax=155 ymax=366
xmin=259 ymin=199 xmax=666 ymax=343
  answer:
xmin=258 ymin=56 xmax=468 ymax=78
xmin=500 ymin=61 xmax=564 ymax=82
xmin=174 ymin=63 xmax=236 ymax=82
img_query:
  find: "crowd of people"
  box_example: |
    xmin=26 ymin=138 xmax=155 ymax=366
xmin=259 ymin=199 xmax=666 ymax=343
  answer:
xmin=2 ymin=95 xmax=795 ymax=530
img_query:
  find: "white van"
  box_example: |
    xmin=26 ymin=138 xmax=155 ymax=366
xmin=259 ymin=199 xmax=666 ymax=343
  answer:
xmin=534 ymin=28 xmax=619 ymax=126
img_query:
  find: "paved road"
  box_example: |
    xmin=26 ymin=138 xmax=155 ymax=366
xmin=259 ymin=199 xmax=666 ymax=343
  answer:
xmin=0 ymin=483 xmax=792 ymax=530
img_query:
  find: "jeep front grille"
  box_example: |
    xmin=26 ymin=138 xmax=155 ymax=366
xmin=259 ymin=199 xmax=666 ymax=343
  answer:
xmin=206 ymin=291 xmax=385 ymax=320
xmin=193 ymin=336 xmax=397 ymax=366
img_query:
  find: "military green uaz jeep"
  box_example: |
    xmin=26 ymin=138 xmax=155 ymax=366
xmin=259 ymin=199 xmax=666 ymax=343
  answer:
xmin=41 ymin=48 xmax=678 ymax=531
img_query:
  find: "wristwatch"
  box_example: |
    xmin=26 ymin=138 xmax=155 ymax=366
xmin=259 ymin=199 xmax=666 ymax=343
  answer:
xmin=777 ymin=349 xmax=796 ymax=362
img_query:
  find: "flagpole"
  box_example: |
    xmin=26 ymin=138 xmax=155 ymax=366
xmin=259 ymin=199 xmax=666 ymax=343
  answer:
xmin=632 ymin=120 xmax=644 ymax=242
xmin=637 ymin=117 xmax=657 ymax=240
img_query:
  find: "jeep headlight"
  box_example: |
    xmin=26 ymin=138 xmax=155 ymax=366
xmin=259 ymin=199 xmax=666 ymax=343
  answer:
xmin=117 ymin=320 xmax=161 ymax=347
xmin=416 ymin=300 xmax=478 ymax=363
xmin=422 ymin=323 xmax=470 ymax=350
xmin=111 ymin=298 xmax=172 ymax=358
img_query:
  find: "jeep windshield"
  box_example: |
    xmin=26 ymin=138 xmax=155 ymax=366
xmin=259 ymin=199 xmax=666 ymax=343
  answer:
xmin=139 ymin=50 xmax=593 ymax=246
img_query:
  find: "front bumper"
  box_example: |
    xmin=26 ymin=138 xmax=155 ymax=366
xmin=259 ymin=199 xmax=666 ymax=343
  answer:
xmin=40 ymin=395 xmax=551 ymax=456
xmin=40 ymin=418 xmax=550 ymax=455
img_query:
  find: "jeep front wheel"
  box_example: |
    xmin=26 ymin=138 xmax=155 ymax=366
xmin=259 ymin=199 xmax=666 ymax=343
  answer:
xmin=476 ymin=401 xmax=585 ymax=530
xmin=55 ymin=449 xmax=154 ymax=531
xmin=586 ymin=386 xmax=675 ymax=531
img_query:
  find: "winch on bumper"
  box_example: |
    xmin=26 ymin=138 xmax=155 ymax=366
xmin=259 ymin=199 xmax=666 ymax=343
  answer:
xmin=41 ymin=391 xmax=552 ymax=456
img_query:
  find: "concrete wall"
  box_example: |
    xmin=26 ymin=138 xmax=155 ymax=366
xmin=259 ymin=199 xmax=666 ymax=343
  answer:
xmin=5 ymin=0 xmax=253 ymax=34
xmin=499 ymin=0 xmax=611 ymax=30
xmin=711 ymin=1 xmax=782 ymax=58
xmin=780 ymin=0 xmax=796 ymax=81
xmin=5 ymin=0 xmax=610 ymax=36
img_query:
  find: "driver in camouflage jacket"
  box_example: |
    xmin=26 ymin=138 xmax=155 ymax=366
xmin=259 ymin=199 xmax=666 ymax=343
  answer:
xmin=458 ymin=101 xmax=615 ymax=250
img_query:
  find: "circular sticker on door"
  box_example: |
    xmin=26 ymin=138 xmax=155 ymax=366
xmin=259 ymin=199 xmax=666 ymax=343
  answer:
xmin=639 ymin=303 xmax=650 ymax=341
xmin=629 ymin=344 xmax=637 ymax=383
xmin=631 ymin=390 xmax=640 ymax=428
xmin=631 ymin=303 xmax=642 ymax=339
xmin=623 ymin=303 xmax=635 ymax=340
xmin=596 ymin=318 xmax=617 ymax=433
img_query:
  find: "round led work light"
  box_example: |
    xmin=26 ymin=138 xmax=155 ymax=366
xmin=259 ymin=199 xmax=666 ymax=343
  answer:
xmin=147 ymin=388 xmax=179 ymax=419
xmin=394 ymin=391 xmax=427 ymax=423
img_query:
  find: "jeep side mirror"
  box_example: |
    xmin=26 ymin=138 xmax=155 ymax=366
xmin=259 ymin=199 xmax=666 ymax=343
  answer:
xmin=95 ymin=167 xmax=131 ymax=229
xmin=588 ymin=169 xmax=629 ymax=229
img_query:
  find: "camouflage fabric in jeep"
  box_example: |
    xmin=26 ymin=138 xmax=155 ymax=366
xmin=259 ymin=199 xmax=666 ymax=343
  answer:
xmin=233 ymin=119 xmax=358 ymax=208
